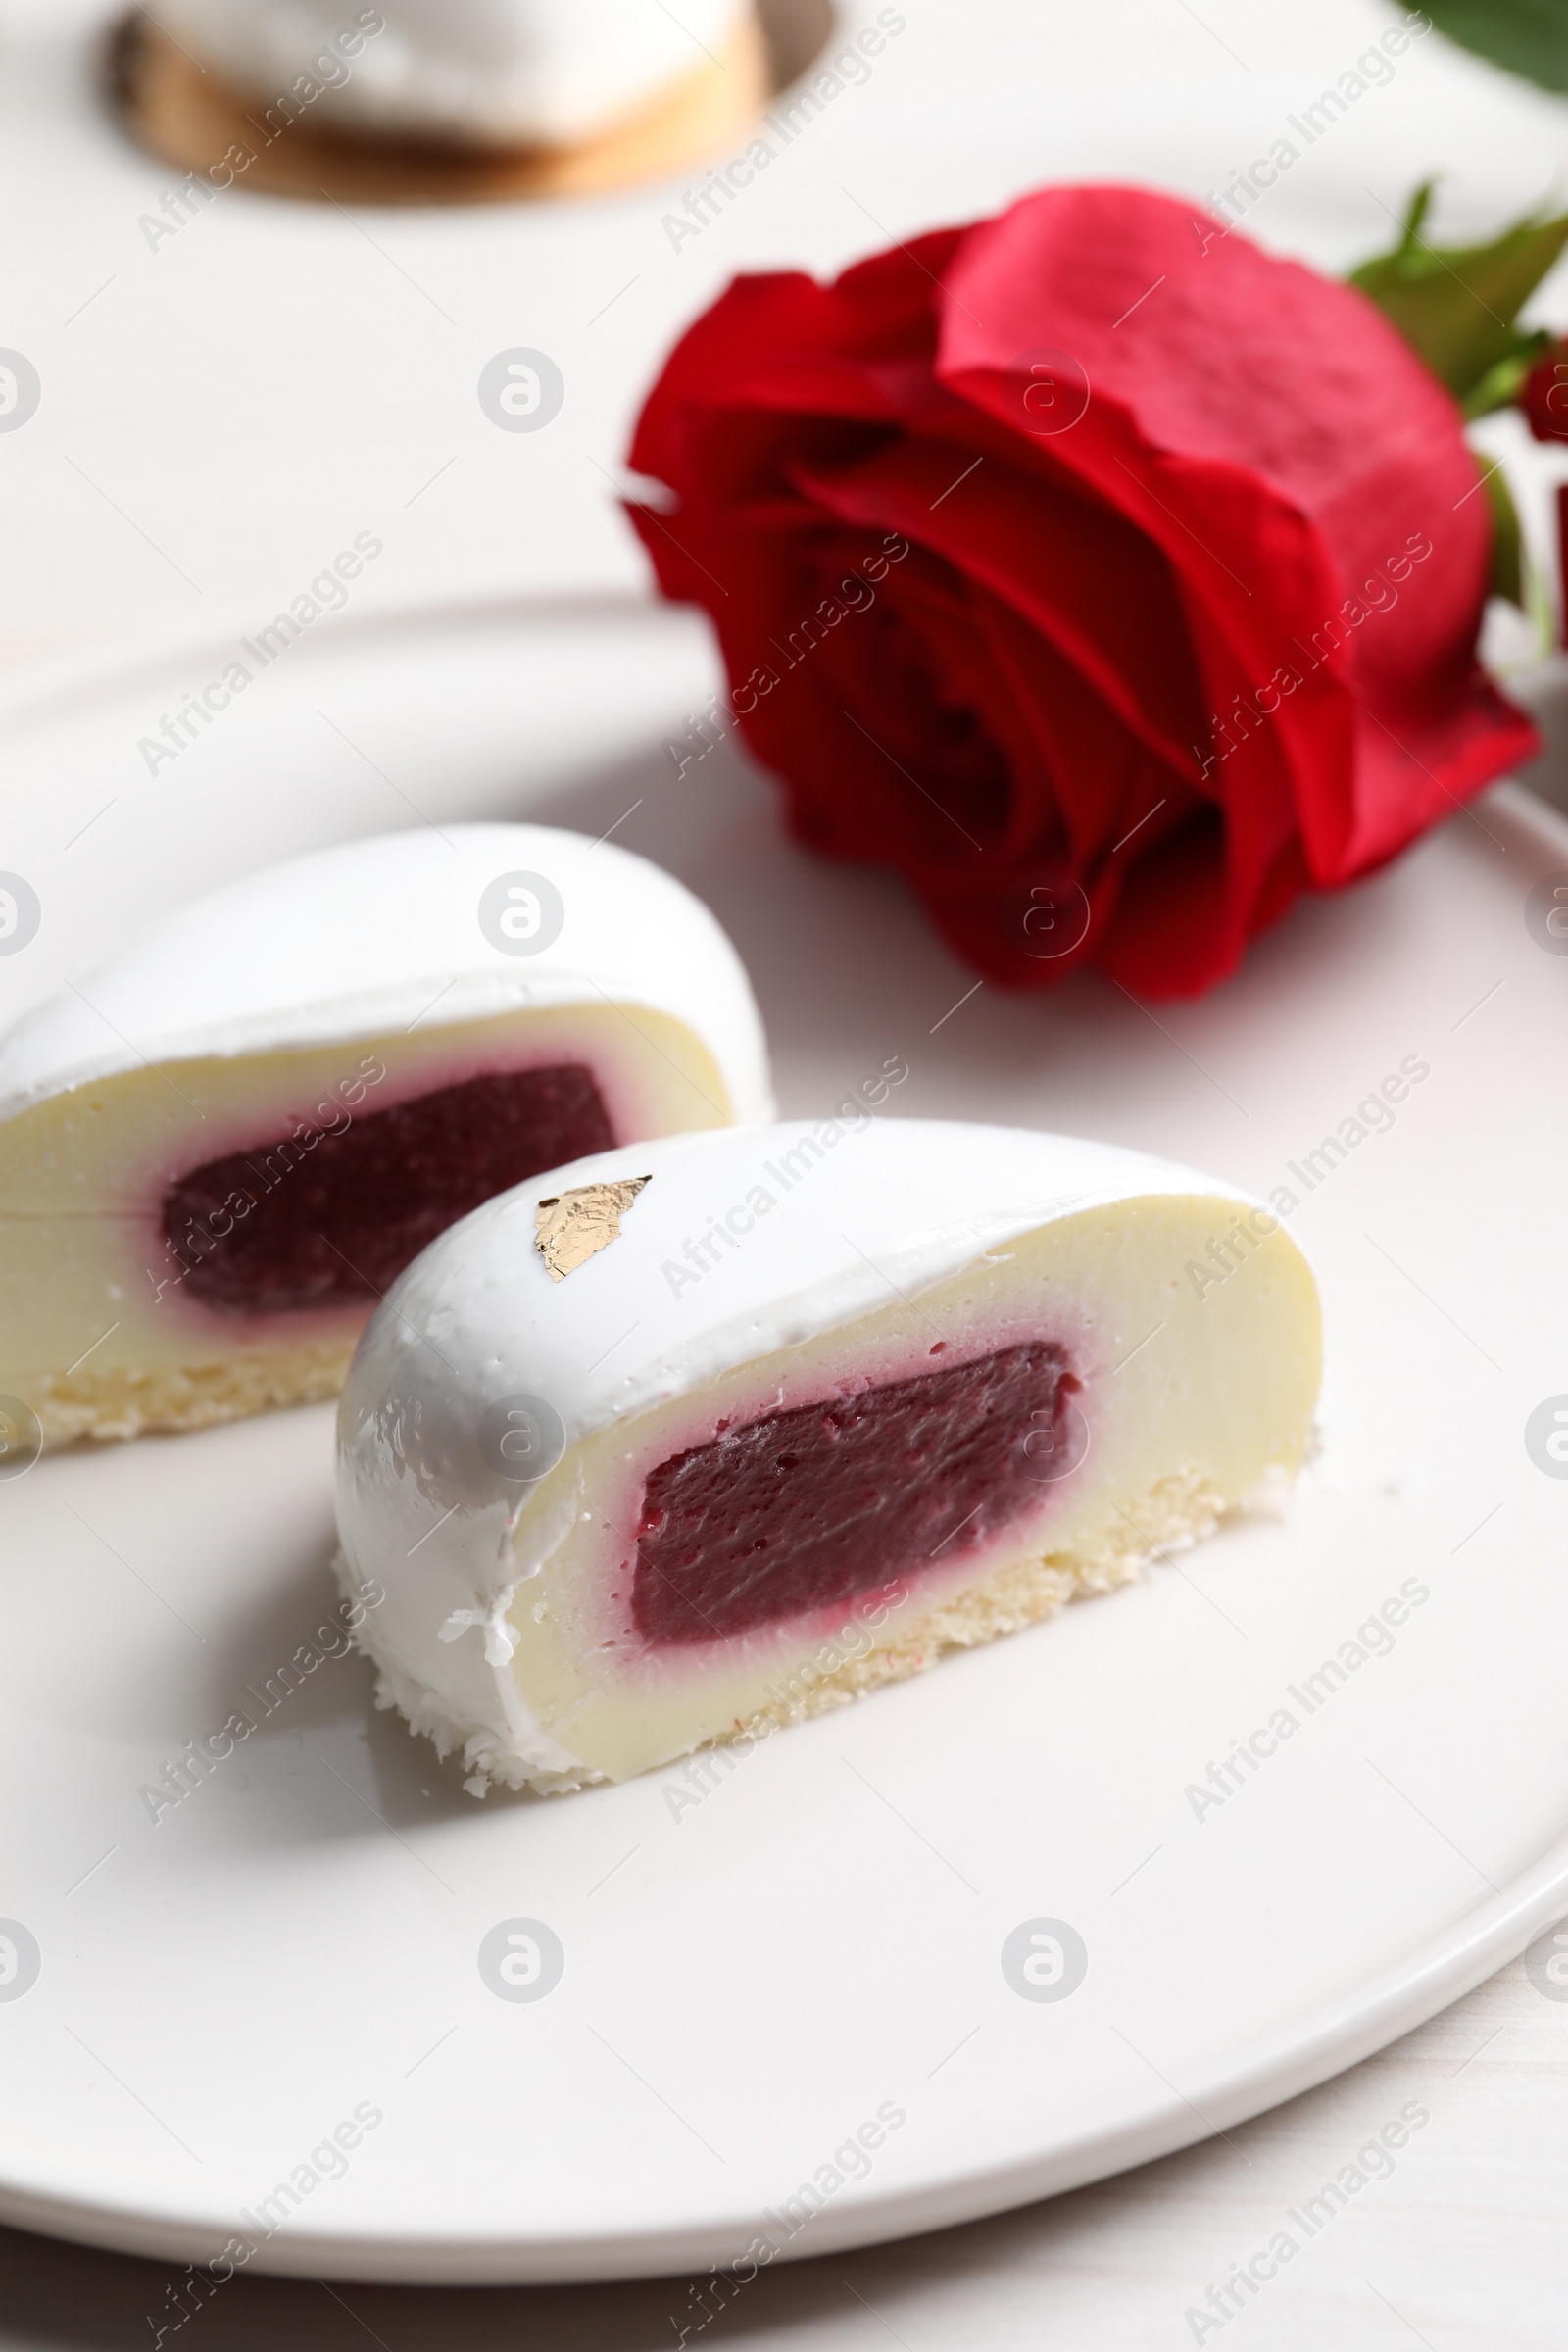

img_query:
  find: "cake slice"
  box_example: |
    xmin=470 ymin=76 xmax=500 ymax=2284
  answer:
xmin=333 ymin=1119 xmax=1320 ymax=1794
xmin=0 ymin=824 xmax=771 ymax=1445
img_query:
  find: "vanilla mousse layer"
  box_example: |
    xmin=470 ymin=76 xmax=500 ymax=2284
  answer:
xmin=334 ymin=1120 xmax=1321 ymax=1794
xmin=0 ymin=825 xmax=771 ymax=1444
xmin=156 ymin=0 xmax=755 ymax=149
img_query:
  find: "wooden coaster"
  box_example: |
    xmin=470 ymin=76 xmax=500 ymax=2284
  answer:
xmin=107 ymin=0 xmax=829 ymax=206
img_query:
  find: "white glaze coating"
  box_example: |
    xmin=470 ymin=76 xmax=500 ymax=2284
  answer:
xmin=0 ymin=823 xmax=773 ymax=1129
xmin=156 ymin=0 xmax=749 ymax=146
xmin=334 ymin=1119 xmax=1254 ymax=1785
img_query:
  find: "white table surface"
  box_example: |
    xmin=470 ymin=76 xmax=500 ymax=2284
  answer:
xmin=4 ymin=0 xmax=1568 ymax=2342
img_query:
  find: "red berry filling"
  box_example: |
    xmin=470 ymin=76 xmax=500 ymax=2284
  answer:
xmin=632 ymin=1340 xmax=1079 ymax=1645
xmin=163 ymin=1064 xmax=613 ymax=1313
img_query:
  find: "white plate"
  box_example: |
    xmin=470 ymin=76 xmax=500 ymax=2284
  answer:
xmin=3 ymin=593 xmax=1568 ymax=2285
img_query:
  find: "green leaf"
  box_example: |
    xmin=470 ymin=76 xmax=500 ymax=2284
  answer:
xmin=1483 ymin=460 xmax=1525 ymax=605
xmin=1461 ymin=334 xmax=1550 ymax=417
xmin=1348 ymin=182 xmax=1568 ymax=407
xmin=1415 ymin=0 xmax=1568 ymax=93
xmin=1480 ymin=459 xmax=1555 ymax=654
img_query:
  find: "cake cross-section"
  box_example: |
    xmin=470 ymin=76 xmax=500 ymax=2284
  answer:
xmin=0 ymin=822 xmax=771 ymax=1444
xmin=333 ymin=1118 xmax=1321 ymax=1794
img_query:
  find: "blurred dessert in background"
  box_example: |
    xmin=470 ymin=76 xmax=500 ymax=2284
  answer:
xmin=159 ymin=0 xmax=759 ymax=151
xmin=113 ymin=0 xmax=779 ymax=202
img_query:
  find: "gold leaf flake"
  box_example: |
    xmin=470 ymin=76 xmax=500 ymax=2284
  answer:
xmin=534 ymin=1176 xmax=652 ymax=1282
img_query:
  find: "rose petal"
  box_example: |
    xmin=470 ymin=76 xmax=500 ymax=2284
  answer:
xmin=786 ymin=435 xmax=1207 ymax=783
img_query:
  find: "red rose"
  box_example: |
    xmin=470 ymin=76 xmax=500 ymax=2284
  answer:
xmin=628 ymin=185 xmax=1536 ymax=997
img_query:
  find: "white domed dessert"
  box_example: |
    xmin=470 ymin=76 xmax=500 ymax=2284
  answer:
xmin=0 ymin=824 xmax=771 ymax=1446
xmin=333 ymin=1119 xmax=1321 ymax=1795
xmin=152 ymin=0 xmax=758 ymax=151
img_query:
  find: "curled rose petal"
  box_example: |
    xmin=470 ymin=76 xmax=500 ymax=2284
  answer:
xmin=628 ymin=185 xmax=1538 ymax=999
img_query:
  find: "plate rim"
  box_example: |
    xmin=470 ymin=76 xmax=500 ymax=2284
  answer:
xmin=0 ymin=1822 xmax=1559 ymax=2284
xmin=0 ymin=581 xmax=691 ymax=743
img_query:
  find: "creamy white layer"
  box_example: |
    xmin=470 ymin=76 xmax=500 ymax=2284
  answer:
xmin=334 ymin=1119 xmax=1322 ymax=1792
xmin=0 ymin=823 xmax=771 ymax=1127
